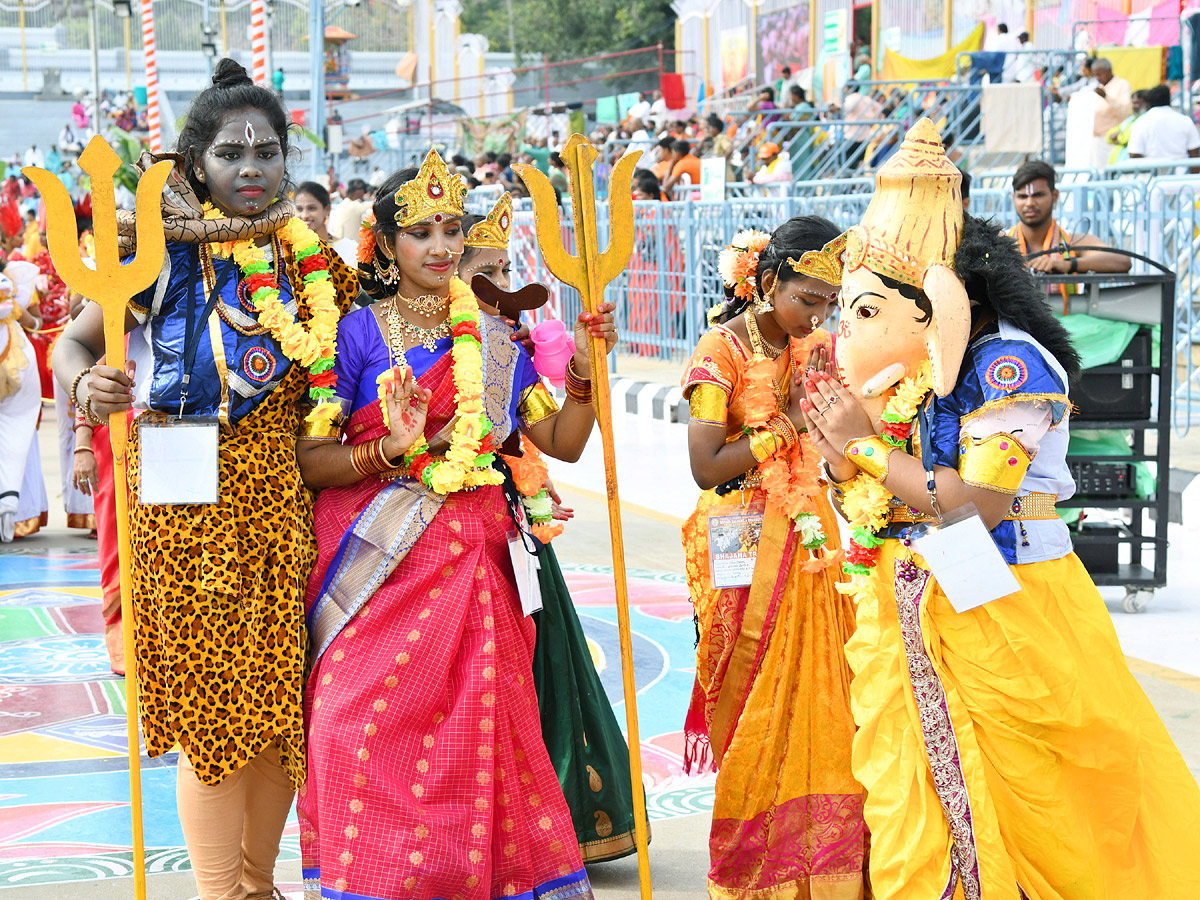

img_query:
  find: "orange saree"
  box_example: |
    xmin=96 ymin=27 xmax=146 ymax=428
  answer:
xmin=681 ymin=325 xmax=866 ymax=900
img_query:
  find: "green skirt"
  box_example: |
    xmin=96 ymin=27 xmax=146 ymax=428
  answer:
xmin=531 ymin=545 xmax=644 ymax=863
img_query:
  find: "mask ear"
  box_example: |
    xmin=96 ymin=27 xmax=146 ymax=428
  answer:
xmin=921 ymin=264 xmax=971 ymax=397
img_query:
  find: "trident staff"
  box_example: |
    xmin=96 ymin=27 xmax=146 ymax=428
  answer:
xmin=515 ymin=135 xmax=653 ymax=899
xmin=25 ymin=137 xmax=172 ymax=900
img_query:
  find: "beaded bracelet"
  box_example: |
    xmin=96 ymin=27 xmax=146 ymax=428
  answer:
xmin=70 ymin=367 xmax=92 ymax=413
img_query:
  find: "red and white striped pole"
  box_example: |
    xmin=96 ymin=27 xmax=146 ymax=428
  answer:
xmin=251 ymin=0 xmax=267 ymax=84
xmin=140 ymin=0 xmax=162 ymax=153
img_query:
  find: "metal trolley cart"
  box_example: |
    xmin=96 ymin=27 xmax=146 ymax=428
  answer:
xmin=1033 ymin=253 xmax=1174 ymax=613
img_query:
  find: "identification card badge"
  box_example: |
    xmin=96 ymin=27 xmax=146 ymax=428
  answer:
xmin=910 ymin=503 xmax=1020 ymax=613
xmin=507 ymin=531 xmax=543 ymax=616
xmin=707 ymin=501 xmax=765 ymax=589
xmin=506 ymin=501 xmax=542 ymax=616
xmin=138 ymin=416 xmax=220 ymax=506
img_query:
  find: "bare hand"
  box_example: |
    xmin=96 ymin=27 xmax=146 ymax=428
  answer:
xmin=800 ymin=371 xmax=875 ymax=455
xmin=802 ymin=339 xmax=834 ymax=381
xmin=381 ymin=366 xmax=431 ymax=461
xmin=1094 ymin=86 xmax=1106 ymax=99
xmin=83 ymin=359 xmax=136 ymax=418
xmin=72 ymin=449 xmax=98 ymax=496
xmin=506 ymin=318 xmax=535 ymax=355
xmin=545 ymin=478 xmax=575 ymax=521
xmin=1028 ymin=254 xmax=1069 ymax=274
xmin=571 ymin=301 xmax=618 ymax=377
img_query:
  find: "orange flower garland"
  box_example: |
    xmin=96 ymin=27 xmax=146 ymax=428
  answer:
xmin=742 ymin=328 xmax=840 ymax=568
xmin=503 ymin=436 xmax=564 ymax=543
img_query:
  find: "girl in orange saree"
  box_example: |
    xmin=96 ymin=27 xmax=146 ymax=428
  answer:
xmin=681 ymin=217 xmax=866 ymax=900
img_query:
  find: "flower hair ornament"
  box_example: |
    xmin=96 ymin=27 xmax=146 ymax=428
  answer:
xmin=717 ymin=229 xmax=772 ymax=303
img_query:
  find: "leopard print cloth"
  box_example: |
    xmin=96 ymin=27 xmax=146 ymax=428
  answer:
xmin=126 ymin=243 xmax=357 ymax=788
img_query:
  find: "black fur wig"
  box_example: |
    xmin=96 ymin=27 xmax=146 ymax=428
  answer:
xmin=954 ymin=214 xmax=1082 ymax=381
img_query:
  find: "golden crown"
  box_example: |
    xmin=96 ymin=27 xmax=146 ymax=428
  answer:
xmin=789 ymin=232 xmax=846 ymax=285
xmin=466 ymin=192 xmax=513 ymax=250
xmin=393 ymin=148 xmax=468 ymax=229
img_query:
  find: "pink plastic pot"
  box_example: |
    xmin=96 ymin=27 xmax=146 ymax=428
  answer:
xmin=530 ymin=318 xmax=576 ymax=388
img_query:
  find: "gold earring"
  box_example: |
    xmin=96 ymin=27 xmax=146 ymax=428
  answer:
xmin=755 ymin=278 xmax=777 ymax=314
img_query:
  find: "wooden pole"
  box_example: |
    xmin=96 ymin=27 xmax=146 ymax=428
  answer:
xmin=24 ymin=137 xmax=171 ymax=900
xmin=808 ymin=0 xmax=817 ymax=71
xmin=515 ymin=136 xmax=652 ymax=900
xmin=871 ymin=0 xmax=880 ymax=76
xmin=19 ymin=0 xmax=27 ymax=92
xmin=1027 ymin=0 xmax=1037 ymax=41
xmin=944 ymin=0 xmax=954 ymax=54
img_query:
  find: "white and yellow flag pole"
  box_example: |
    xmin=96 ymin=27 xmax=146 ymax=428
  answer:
xmin=25 ymin=137 xmax=172 ymax=900
xmin=515 ymin=136 xmax=652 ymax=899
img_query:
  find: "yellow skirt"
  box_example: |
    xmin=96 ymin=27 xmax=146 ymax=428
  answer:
xmin=846 ymin=543 xmax=1200 ymax=900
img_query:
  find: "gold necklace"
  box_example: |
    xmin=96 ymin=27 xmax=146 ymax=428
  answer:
xmin=387 ymin=296 xmax=450 ymax=354
xmin=746 ymin=309 xmax=785 ymax=359
xmin=399 ymin=291 xmax=450 ymax=317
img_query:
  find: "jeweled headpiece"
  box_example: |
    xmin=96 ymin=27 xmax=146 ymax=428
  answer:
xmin=466 ymin=191 xmax=513 ymax=250
xmin=842 ymin=118 xmax=962 ymax=288
xmin=393 ymin=148 xmax=468 ymax=228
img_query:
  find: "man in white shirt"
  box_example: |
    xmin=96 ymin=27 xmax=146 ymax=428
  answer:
xmin=1127 ymin=84 xmax=1200 ymax=172
xmin=626 ymin=93 xmax=652 ymax=126
xmin=326 ymin=179 xmax=371 ymax=242
xmin=1089 ymin=58 xmax=1132 ymax=169
xmin=647 ymin=91 xmax=670 ymax=132
xmin=622 ymin=118 xmax=656 ymax=170
xmin=1013 ymin=32 xmax=1036 ymax=83
xmin=990 ymin=24 xmax=1021 ymax=82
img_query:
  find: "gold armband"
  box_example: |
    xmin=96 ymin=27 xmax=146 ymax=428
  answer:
xmin=748 ymin=428 xmax=781 ymax=463
xmin=688 ymin=383 xmax=729 ymax=427
xmin=297 ymin=409 xmax=344 ymax=441
xmin=958 ymin=432 xmax=1032 ymax=494
xmin=845 ymin=435 xmax=895 ymax=481
xmin=519 ymin=382 xmax=560 ymax=427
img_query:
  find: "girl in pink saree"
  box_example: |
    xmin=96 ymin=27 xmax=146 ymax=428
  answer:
xmin=295 ymin=153 xmax=618 ymax=900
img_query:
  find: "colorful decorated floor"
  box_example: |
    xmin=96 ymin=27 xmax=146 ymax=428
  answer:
xmin=0 ymin=540 xmax=712 ymax=894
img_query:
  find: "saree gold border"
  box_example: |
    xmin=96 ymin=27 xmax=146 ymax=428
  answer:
xmin=206 ymin=310 xmax=231 ymax=428
xmin=579 ymin=826 xmax=641 ymax=863
xmin=708 ymin=501 xmax=793 ymax=764
xmin=708 ymin=871 xmax=864 ymax=900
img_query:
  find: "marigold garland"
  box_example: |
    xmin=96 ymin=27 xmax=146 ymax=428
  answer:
xmin=741 ymin=328 xmax=833 ymax=561
xmin=381 ymin=277 xmax=504 ymax=495
xmin=203 ymin=203 xmax=340 ymax=425
xmin=834 ymin=361 xmax=933 ymax=603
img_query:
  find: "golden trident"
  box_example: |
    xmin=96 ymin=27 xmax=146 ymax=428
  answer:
xmin=25 ymin=136 xmax=172 ymax=900
xmin=515 ymin=135 xmax=652 ymax=899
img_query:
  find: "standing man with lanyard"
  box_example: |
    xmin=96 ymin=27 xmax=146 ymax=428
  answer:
xmin=1005 ymin=160 xmax=1130 ymax=307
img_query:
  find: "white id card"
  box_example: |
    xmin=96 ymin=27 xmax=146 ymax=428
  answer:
xmin=508 ymin=531 xmax=543 ymax=616
xmin=707 ymin=501 xmax=765 ymax=589
xmin=911 ymin=503 xmax=1020 ymax=613
xmin=138 ymin=417 xmax=220 ymax=505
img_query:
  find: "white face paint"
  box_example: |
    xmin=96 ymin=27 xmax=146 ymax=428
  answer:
xmin=245 ymin=121 xmax=256 ymax=144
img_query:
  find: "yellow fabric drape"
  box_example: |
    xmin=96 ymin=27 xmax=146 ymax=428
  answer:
xmin=1097 ymin=45 xmax=1165 ymax=93
xmin=881 ymin=24 xmax=984 ymax=82
xmin=847 ymin=541 xmax=1200 ymax=899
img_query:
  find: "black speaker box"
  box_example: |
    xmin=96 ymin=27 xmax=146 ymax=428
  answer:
xmin=1072 ymin=329 xmax=1152 ymax=421
xmin=1072 ymin=523 xmax=1122 ymax=575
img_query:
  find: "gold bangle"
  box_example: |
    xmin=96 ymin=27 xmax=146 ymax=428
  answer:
xmin=564 ymin=357 xmax=593 ymax=405
xmin=845 ymin=435 xmax=894 ymax=481
xmin=768 ymin=413 xmax=798 ymax=449
xmin=748 ymin=428 xmax=781 ymax=463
